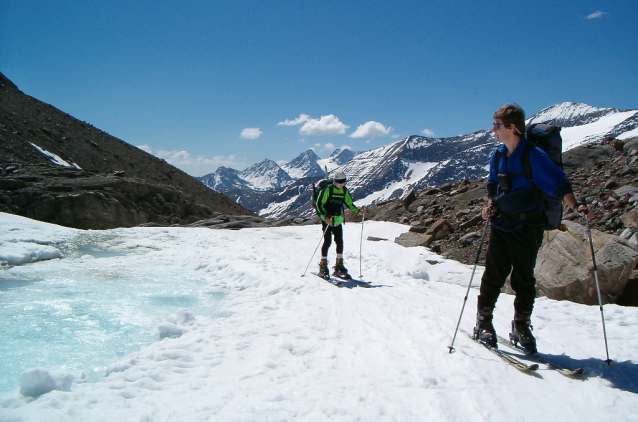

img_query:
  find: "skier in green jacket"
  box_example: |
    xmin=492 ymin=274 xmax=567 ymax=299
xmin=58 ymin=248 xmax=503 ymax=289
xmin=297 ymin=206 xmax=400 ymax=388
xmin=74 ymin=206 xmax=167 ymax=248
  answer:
xmin=315 ymin=171 xmax=366 ymax=279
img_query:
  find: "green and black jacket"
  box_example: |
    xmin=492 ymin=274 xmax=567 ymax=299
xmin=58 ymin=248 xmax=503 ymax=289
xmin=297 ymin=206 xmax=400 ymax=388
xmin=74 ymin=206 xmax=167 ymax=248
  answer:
xmin=315 ymin=183 xmax=359 ymax=225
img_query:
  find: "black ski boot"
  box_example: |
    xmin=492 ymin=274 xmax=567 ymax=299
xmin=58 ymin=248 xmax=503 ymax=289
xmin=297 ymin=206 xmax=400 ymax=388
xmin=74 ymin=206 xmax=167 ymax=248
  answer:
xmin=473 ymin=307 xmax=497 ymax=348
xmin=333 ymin=258 xmax=351 ymax=280
xmin=318 ymin=259 xmax=330 ymax=280
xmin=510 ymin=311 xmax=537 ymax=354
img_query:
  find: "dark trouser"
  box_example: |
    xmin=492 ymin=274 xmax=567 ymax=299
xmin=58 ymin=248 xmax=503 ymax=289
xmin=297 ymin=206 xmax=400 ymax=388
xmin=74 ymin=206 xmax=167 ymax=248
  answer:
xmin=477 ymin=225 xmax=544 ymax=314
xmin=321 ymin=221 xmax=344 ymax=257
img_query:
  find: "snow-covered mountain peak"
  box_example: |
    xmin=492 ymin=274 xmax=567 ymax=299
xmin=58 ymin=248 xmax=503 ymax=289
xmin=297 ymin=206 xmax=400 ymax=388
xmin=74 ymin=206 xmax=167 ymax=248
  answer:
xmin=281 ymin=149 xmax=324 ymax=179
xmin=317 ymin=148 xmax=356 ymax=174
xmin=527 ymin=102 xmax=620 ymax=127
xmin=239 ymin=159 xmax=293 ymax=190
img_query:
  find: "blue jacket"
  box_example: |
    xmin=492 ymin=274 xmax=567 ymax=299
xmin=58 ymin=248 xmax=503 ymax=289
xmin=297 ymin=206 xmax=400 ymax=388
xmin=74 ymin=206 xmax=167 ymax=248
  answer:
xmin=486 ymin=136 xmax=573 ymax=232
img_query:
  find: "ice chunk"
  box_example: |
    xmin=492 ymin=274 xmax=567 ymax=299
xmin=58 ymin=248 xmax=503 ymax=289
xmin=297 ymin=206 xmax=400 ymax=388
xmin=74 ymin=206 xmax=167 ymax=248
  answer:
xmin=166 ymin=308 xmax=196 ymax=326
xmin=0 ymin=242 xmax=62 ymax=265
xmin=20 ymin=368 xmax=73 ymax=397
xmin=158 ymin=322 xmax=188 ymax=339
xmin=105 ymin=358 xmax=137 ymax=376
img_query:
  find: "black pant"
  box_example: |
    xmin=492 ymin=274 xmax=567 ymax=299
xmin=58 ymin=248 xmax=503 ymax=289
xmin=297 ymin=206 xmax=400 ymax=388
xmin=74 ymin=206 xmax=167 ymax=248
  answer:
xmin=321 ymin=221 xmax=344 ymax=257
xmin=478 ymin=225 xmax=544 ymax=314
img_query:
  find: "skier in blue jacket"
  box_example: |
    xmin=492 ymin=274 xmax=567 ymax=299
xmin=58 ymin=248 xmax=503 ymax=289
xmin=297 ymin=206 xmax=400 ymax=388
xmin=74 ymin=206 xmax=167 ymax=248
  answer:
xmin=475 ymin=103 xmax=593 ymax=353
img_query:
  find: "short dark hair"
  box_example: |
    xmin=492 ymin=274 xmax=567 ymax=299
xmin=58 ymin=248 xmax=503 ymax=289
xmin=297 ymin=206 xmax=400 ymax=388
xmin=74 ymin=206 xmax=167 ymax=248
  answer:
xmin=493 ymin=103 xmax=526 ymax=136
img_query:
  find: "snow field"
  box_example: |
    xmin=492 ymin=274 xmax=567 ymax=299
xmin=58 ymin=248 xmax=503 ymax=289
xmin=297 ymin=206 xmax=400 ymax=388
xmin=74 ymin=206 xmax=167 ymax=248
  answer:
xmin=1 ymin=214 xmax=637 ymax=421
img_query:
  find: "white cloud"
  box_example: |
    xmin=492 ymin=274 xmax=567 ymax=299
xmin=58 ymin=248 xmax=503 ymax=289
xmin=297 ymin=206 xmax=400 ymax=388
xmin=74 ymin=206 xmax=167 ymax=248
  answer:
xmin=279 ymin=113 xmax=349 ymax=135
xmin=240 ymin=128 xmax=263 ymax=139
xmin=300 ymin=115 xmax=349 ymax=135
xmin=278 ymin=114 xmax=310 ymax=126
xmin=325 ymin=143 xmax=335 ymax=150
xmin=339 ymin=144 xmax=351 ymax=151
xmin=349 ymin=121 xmax=391 ymax=138
xmin=587 ymin=11 xmax=607 ymax=19
xmin=421 ymin=129 xmax=435 ymax=136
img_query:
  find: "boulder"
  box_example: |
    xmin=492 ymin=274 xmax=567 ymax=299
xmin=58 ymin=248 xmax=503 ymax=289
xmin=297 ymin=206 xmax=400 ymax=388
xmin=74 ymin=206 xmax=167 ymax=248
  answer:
xmin=426 ymin=219 xmax=452 ymax=240
xmin=460 ymin=213 xmax=483 ymax=230
xmin=620 ymin=209 xmax=638 ymax=229
xmin=409 ymin=225 xmax=428 ymax=234
xmin=401 ymin=189 xmax=417 ymax=207
xmin=460 ymin=232 xmax=481 ymax=246
xmin=526 ymin=221 xmax=638 ymax=305
xmin=394 ymin=232 xmax=434 ymax=248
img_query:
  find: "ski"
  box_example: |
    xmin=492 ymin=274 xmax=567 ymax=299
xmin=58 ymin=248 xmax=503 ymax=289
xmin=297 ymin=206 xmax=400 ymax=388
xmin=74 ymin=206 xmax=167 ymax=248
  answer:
xmin=333 ymin=273 xmax=370 ymax=284
xmin=461 ymin=330 xmax=539 ymax=373
xmin=310 ymin=272 xmax=342 ymax=287
xmin=497 ymin=335 xmax=584 ymax=377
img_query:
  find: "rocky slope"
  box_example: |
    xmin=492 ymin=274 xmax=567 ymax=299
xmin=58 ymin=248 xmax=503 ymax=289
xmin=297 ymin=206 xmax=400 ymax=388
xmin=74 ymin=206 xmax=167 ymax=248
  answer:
xmin=352 ymin=136 xmax=638 ymax=305
xmin=0 ymin=72 xmax=252 ymax=229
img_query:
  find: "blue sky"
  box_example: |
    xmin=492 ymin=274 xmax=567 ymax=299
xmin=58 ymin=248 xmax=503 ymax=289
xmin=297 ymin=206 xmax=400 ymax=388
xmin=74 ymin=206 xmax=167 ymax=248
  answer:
xmin=2 ymin=1 xmax=637 ymax=176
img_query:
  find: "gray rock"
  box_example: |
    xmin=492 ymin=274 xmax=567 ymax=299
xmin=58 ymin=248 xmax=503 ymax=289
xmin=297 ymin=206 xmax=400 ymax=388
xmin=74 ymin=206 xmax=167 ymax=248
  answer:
xmin=460 ymin=232 xmax=481 ymax=246
xmin=621 ymin=209 xmax=638 ymax=229
xmin=459 ymin=213 xmax=483 ymax=230
xmin=401 ymin=189 xmax=417 ymax=207
xmin=531 ymin=221 xmax=638 ymax=305
xmin=614 ymin=186 xmax=638 ymax=197
xmin=426 ymin=219 xmax=452 ymax=240
xmin=394 ymin=232 xmax=434 ymax=248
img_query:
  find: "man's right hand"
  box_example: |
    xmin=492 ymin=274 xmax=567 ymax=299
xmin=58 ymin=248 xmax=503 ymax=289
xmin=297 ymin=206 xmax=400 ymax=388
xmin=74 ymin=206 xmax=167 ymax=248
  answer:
xmin=482 ymin=202 xmax=497 ymax=220
xmin=325 ymin=216 xmax=332 ymax=225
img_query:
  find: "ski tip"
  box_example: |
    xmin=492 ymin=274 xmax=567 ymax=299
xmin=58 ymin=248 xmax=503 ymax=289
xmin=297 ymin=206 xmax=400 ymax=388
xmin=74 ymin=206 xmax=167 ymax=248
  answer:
xmin=447 ymin=346 xmax=455 ymax=354
xmin=528 ymin=364 xmax=540 ymax=371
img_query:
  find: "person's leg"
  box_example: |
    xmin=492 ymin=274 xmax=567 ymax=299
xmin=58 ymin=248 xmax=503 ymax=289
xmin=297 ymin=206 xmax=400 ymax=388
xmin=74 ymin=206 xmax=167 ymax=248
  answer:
xmin=477 ymin=227 xmax=513 ymax=309
xmin=475 ymin=227 xmax=513 ymax=346
xmin=509 ymin=226 xmax=544 ymax=353
xmin=333 ymin=224 xmax=344 ymax=255
xmin=508 ymin=226 xmax=544 ymax=314
xmin=320 ymin=221 xmax=333 ymax=258
xmin=319 ymin=221 xmax=332 ymax=276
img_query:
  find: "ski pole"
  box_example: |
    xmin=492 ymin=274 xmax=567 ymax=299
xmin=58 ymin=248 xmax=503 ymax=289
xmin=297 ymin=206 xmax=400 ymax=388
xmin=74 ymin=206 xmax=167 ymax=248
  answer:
xmin=359 ymin=210 xmax=365 ymax=278
xmin=448 ymin=207 xmax=491 ymax=354
xmin=580 ymin=197 xmax=612 ymax=365
xmin=301 ymin=220 xmax=331 ymax=277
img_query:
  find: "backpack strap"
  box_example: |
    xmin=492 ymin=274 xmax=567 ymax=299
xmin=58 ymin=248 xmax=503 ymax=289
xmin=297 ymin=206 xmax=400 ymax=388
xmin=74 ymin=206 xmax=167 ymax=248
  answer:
xmin=520 ymin=143 xmax=548 ymax=212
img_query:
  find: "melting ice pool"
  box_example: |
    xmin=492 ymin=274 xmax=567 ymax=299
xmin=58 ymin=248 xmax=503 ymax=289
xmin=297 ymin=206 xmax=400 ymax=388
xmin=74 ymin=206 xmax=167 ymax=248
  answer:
xmin=0 ymin=232 xmax=226 ymax=393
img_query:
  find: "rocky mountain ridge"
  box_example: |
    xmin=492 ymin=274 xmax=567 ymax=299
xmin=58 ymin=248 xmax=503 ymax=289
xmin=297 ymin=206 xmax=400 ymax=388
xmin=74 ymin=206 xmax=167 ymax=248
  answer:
xmin=197 ymin=148 xmax=357 ymax=194
xmin=201 ymin=102 xmax=638 ymax=220
xmin=0 ymin=72 xmax=252 ymax=229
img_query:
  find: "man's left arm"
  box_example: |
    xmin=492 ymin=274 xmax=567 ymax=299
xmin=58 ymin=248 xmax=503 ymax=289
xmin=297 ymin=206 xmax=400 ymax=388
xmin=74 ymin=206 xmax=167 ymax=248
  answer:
xmin=529 ymin=149 xmax=594 ymax=219
xmin=344 ymin=189 xmax=363 ymax=214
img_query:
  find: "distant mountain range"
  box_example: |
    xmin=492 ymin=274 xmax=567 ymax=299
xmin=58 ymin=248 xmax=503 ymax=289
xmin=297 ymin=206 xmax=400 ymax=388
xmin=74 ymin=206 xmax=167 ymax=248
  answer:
xmin=197 ymin=102 xmax=638 ymax=220
xmin=198 ymin=148 xmax=356 ymax=192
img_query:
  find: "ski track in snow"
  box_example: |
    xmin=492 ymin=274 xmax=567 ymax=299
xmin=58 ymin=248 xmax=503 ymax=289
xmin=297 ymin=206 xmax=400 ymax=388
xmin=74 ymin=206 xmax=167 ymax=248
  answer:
xmin=0 ymin=213 xmax=637 ymax=421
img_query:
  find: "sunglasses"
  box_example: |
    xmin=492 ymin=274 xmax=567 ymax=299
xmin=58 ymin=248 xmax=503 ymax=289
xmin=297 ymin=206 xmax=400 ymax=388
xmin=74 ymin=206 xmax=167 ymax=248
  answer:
xmin=334 ymin=179 xmax=346 ymax=184
xmin=492 ymin=122 xmax=511 ymax=130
